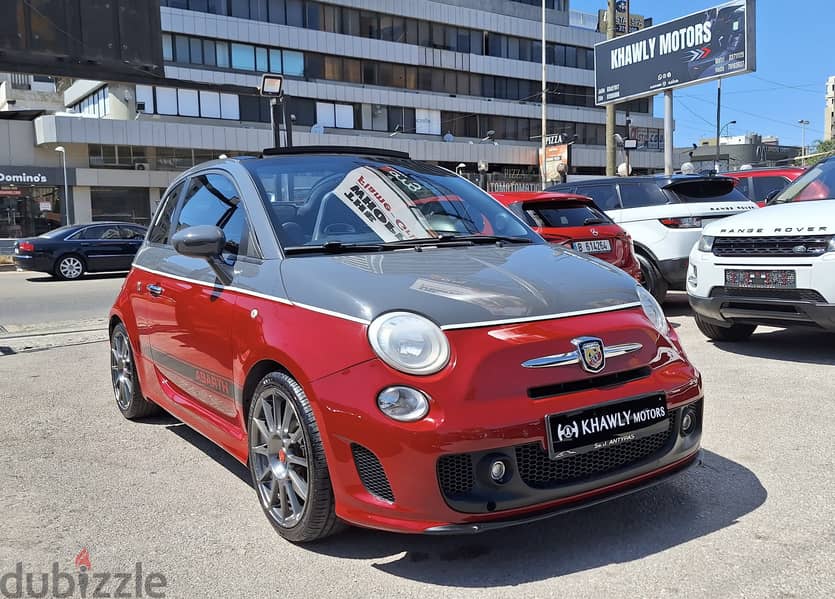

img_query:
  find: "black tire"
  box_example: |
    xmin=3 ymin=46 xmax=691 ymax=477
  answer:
xmin=695 ymin=314 xmax=756 ymax=341
xmin=247 ymin=372 xmax=343 ymax=543
xmin=54 ymin=254 xmax=85 ymax=280
xmin=110 ymin=323 xmax=159 ymax=419
xmin=636 ymin=253 xmax=668 ymax=304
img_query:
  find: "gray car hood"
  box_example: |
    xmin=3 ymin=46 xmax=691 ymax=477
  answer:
xmin=280 ymin=244 xmax=641 ymax=329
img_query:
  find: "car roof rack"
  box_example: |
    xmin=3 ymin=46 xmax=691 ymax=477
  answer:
xmin=261 ymin=145 xmax=410 ymax=159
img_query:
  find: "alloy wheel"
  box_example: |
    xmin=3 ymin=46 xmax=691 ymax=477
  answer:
xmin=110 ymin=330 xmax=133 ymax=410
xmin=59 ymin=257 xmax=83 ymax=279
xmin=250 ymin=391 xmax=310 ymax=527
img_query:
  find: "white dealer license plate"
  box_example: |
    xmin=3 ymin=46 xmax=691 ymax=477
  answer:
xmin=573 ymin=239 xmax=611 ymax=254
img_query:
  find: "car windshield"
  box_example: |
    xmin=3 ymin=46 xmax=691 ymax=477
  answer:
xmin=514 ymin=201 xmax=612 ymax=228
xmin=37 ymin=226 xmax=76 ymax=239
xmin=667 ymin=179 xmax=749 ymax=203
xmin=244 ymin=155 xmax=538 ymax=252
xmin=770 ymin=161 xmax=835 ymax=204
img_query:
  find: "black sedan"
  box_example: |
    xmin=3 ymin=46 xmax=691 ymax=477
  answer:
xmin=13 ymin=222 xmax=147 ymax=280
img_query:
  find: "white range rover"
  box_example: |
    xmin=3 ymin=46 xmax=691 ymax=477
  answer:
xmin=688 ymin=157 xmax=835 ymax=340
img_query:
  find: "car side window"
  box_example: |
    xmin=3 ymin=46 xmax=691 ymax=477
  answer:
xmin=175 ymin=173 xmax=255 ymax=259
xmin=580 ymin=185 xmax=621 ymax=211
xmin=119 ymin=226 xmax=146 ymax=240
xmin=752 ymin=176 xmax=789 ymax=200
xmin=733 ymin=177 xmax=750 ymax=199
xmin=148 ymin=181 xmax=184 ymax=245
xmin=81 ymin=225 xmax=121 ymax=240
xmin=618 ymin=182 xmax=668 ymax=208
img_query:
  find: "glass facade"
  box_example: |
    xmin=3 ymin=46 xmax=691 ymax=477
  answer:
xmin=0 ymin=186 xmax=61 ymax=238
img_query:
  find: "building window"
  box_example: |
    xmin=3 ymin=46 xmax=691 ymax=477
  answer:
xmin=283 ymin=51 xmax=304 ymax=76
xmin=91 ymin=188 xmax=151 ymax=225
xmin=231 ymin=43 xmax=255 ymax=70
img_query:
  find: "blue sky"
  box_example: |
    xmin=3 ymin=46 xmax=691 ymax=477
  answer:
xmin=569 ymin=0 xmax=830 ymax=147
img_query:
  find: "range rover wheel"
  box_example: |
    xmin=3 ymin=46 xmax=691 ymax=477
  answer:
xmin=248 ymin=372 xmax=342 ymax=543
xmin=636 ymin=253 xmax=668 ymax=304
xmin=695 ymin=314 xmax=756 ymax=341
xmin=55 ymin=254 xmax=85 ymax=280
xmin=110 ymin=323 xmax=159 ymax=419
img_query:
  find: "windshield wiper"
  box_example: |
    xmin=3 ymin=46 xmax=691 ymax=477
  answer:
xmin=283 ymin=241 xmax=389 ymax=254
xmin=383 ymin=234 xmax=532 ymax=247
xmin=583 ymin=217 xmax=606 ymax=225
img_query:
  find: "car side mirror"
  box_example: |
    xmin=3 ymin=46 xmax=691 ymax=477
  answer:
xmin=170 ymin=225 xmax=232 ymax=285
xmin=764 ymin=189 xmax=781 ymax=205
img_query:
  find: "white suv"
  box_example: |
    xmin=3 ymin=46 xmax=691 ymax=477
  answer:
xmin=548 ymin=175 xmax=755 ymax=302
xmin=689 ymin=157 xmax=835 ymax=340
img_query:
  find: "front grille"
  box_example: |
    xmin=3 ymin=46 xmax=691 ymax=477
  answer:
xmin=515 ymin=416 xmax=674 ymax=489
xmin=351 ymin=444 xmax=394 ymax=502
xmin=437 ymin=454 xmax=474 ymax=498
xmin=710 ymin=287 xmax=827 ymax=302
xmin=528 ymin=366 xmax=651 ymax=400
xmin=713 ymin=235 xmax=833 ymax=257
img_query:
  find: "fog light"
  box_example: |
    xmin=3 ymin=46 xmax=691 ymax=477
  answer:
xmin=376 ymin=386 xmax=429 ymax=422
xmin=489 ymin=460 xmax=507 ymax=482
xmin=687 ymin=263 xmax=698 ymax=287
xmin=680 ymin=407 xmax=697 ymax=435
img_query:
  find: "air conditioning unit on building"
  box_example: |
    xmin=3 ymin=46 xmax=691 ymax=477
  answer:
xmin=134 ymin=162 xmax=150 ymax=171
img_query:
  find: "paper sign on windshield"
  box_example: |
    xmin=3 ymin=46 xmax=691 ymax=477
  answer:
xmin=331 ymin=166 xmax=434 ymax=242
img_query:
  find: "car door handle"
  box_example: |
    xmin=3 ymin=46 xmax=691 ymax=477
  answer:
xmin=146 ymin=284 xmax=163 ymax=297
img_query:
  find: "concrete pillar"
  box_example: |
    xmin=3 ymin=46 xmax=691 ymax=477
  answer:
xmin=73 ymin=186 xmax=92 ymax=223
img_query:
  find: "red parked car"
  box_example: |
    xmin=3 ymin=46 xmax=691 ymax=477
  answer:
xmin=722 ymin=167 xmax=805 ymax=207
xmin=492 ymin=192 xmax=642 ymax=281
xmin=109 ymin=147 xmax=702 ymax=542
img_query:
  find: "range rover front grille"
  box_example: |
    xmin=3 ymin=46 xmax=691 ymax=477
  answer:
xmin=713 ymin=235 xmax=833 ymax=257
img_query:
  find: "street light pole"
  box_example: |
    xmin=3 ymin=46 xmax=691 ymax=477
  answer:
xmin=54 ymin=146 xmax=70 ymax=225
xmin=798 ymin=119 xmax=809 ymax=166
xmin=540 ymin=0 xmax=547 ymax=189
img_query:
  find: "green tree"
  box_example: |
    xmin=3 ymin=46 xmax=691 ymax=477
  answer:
xmin=804 ymin=139 xmax=835 ymax=166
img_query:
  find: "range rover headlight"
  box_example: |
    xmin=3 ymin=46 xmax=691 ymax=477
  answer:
xmin=828 ymin=236 xmax=835 ymax=252
xmin=368 ymin=312 xmax=450 ymax=375
xmin=697 ymin=235 xmax=715 ymax=252
xmin=636 ymin=285 xmax=669 ymax=336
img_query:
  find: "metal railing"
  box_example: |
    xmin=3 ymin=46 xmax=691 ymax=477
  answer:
xmin=9 ymin=73 xmax=32 ymax=90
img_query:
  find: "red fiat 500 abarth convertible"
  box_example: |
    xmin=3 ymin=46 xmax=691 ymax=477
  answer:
xmin=109 ymin=147 xmax=702 ymax=542
xmin=492 ymin=191 xmax=642 ymax=281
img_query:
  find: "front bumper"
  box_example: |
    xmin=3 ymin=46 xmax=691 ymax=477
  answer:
xmin=688 ymin=247 xmax=835 ymax=330
xmin=309 ymin=308 xmax=703 ymax=534
xmin=690 ymin=293 xmax=835 ymax=330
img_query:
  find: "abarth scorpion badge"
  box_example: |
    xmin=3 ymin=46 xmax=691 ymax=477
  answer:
xmin=573 ymin=336 xmax=605 ymax=373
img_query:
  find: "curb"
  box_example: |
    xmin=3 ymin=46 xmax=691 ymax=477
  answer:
xmin=0 ymin=264 xmax=17 ymax=272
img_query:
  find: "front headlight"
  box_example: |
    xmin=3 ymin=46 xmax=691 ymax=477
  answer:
xmin=368 ymin=311 xmax=450 ymax=375
xmin=636 ymin=285 xmax=669 ymax=336
xmin=828 ymin=237 xmax=835 ymax=252
xmin=697 ymin=235 xmax=715 ymax=252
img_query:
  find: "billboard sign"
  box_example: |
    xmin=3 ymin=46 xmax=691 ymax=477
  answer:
xmin=0 ymin=0 xmax=163 ymax=83
xmin=594 ymin=0 xmax=755 ymax=106
xmin=539 ymin=143 xmax=571 ymax=183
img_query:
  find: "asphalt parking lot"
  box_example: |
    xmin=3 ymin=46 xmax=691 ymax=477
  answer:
xmin=1 ymin=274 xmax=834 ymax=598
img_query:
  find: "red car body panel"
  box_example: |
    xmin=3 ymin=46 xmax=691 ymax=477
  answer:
xmin=112 ymin=266 xmax=701 ymax=533
xmin=722 ymin=167 xmax=805 ymax=207
xmin=491 ymin=192 xmax=642 ymax=281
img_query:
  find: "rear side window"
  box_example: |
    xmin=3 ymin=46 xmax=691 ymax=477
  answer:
xmin=119 ymin=226 xmax=146 ymax=240
xmin=579 ymin=185 xmax=621 ymax=211
xmin=518 ymin=201 xmax=611 ymax=228
xmin=80 ymin=225 xmax=121 ymax=240
xmin=751 ymin=176 xmax=789 ymax=200
xmin=733 ymin=176 xmax=750 ymax=199
xmin=176 ymin=173 xmax=255 ymax=258
xmin=668 ymin=180 xmax=749 ymax=203
xmin=618 ymin=182 xmax=669 ymax=208
xmin=148 ymin=181 xmax=184 ymax=245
